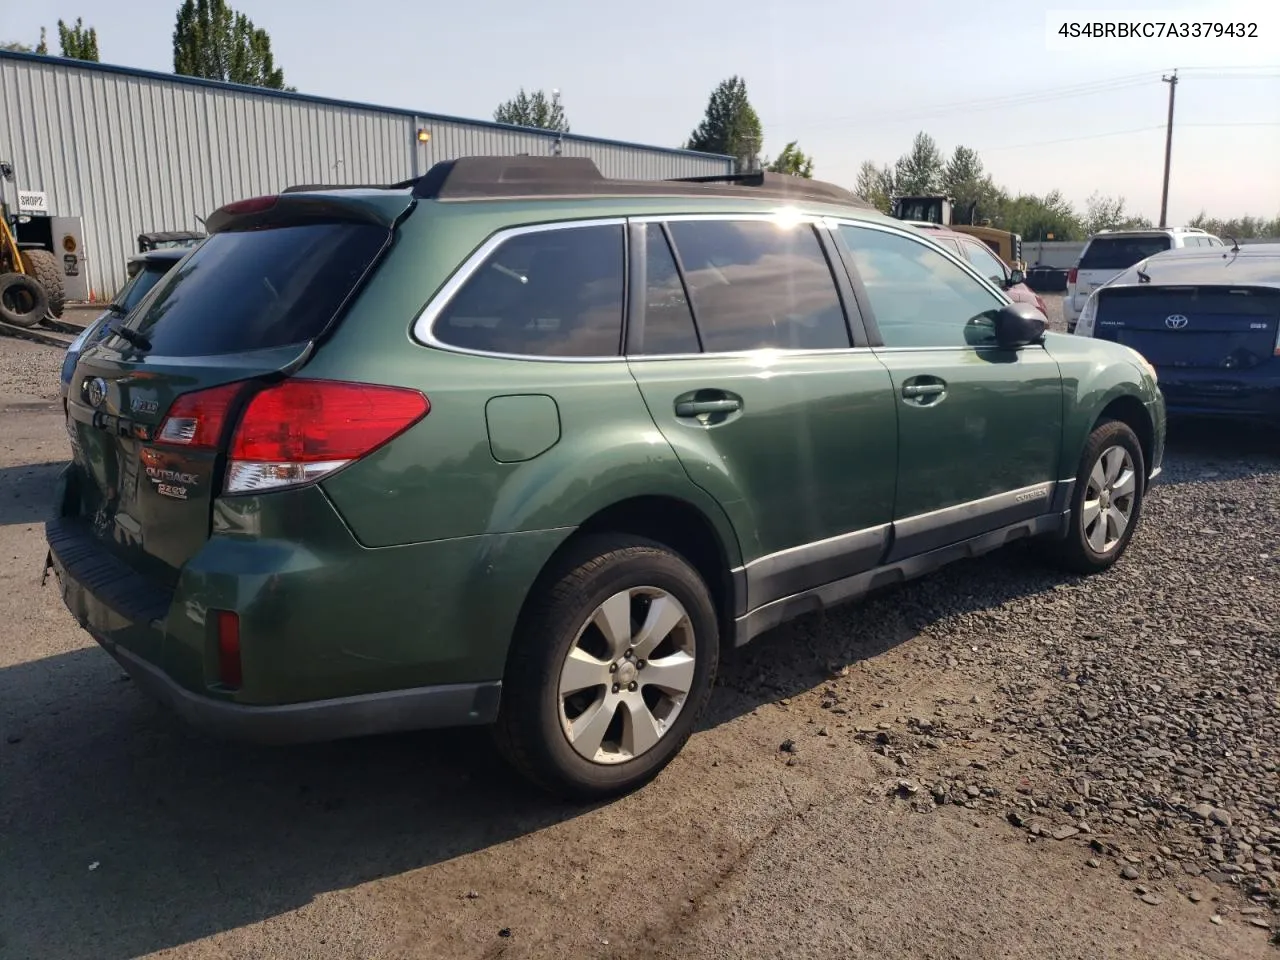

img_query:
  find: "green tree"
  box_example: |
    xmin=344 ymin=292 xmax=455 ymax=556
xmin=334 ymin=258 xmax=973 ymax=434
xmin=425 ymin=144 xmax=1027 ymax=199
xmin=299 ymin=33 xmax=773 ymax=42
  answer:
xmin=892 ymin=131 xmax=945 ymax=196
xmin=173 ymin=0 xmax=290 ymax=90
xmin=493 ymin=88 xmax=570 ymax=133
xmin=941 ymin=145 xmax=1003 ymax=225
xmin=1082 ymin=192 xmax=1151 ymax=234
xmin=765 ymin=141 xmax=814 ymax=178
xmin=998 ymin=190 xmax=1084 ymax=242
xmin=57 ymin=18 xmax=99 ymax=61
xmin=2 ymin=28 xmax=47 ymax=53
xmin=1188 ymin=211 xmax=1279 ymax=239
xmin=854 ymin=160 xmax=894 ymax=213
xmin=686 ymin=75 xmax=763 ymax=173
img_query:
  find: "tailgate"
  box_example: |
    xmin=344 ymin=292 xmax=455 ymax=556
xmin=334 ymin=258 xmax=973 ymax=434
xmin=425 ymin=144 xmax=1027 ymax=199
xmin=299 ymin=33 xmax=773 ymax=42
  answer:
xmin=62 ymin=198 xmax=404 ymax=586
xmin=1094 ymin=286 xmax=1280 ymax=370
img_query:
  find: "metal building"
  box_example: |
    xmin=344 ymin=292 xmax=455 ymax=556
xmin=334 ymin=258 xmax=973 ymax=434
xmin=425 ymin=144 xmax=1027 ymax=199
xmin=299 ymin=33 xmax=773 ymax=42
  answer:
xmin=0 ymin=51 xmax=732 ymax=298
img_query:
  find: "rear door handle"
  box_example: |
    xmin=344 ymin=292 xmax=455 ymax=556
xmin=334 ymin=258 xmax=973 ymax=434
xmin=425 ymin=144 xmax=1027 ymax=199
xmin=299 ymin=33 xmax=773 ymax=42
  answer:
xmin=901 ymin=383 xmax=945 ymax=399
xmin=676 ymin=398 xmax=742 ymax=417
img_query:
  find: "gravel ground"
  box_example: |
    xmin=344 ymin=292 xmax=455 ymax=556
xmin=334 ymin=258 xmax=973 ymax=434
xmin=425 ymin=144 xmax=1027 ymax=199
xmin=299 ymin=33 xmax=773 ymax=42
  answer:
xmin=2 ymin=300 xmax=1278 ymax=957
xmin=0 ymin=337 xmax=63 ymax=402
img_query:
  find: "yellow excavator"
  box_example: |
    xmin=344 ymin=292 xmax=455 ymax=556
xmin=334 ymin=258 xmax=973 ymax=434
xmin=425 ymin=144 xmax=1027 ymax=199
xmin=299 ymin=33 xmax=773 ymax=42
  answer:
xmin=0 ymin=162 xmax=65 ymax=328
xmin=892 ymin=195 xmax=1025 ymax=272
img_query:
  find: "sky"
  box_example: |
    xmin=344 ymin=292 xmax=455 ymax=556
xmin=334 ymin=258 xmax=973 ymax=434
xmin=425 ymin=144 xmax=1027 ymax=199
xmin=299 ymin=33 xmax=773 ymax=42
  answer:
xmin=3 ymin=0 xmax=1278 ymax=224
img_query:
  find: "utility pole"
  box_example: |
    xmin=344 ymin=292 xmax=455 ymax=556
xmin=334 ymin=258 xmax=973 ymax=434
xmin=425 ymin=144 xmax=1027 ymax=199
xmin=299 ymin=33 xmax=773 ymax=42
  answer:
xmin=1159 ymin=70 xmax=1178 ymax=228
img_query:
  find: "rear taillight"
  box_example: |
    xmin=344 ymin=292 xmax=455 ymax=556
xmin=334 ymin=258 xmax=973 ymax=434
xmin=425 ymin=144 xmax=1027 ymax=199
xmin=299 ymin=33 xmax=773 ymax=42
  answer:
xmin=216 ymin=610 xmax=242 ymax=689
xmin=157 ymin=382 xmax=245 ymax=449
xmin=225 ymin=379 xmax=429 ymax=493
xmin=1067 ymin=267 xmax=1078 ymax=285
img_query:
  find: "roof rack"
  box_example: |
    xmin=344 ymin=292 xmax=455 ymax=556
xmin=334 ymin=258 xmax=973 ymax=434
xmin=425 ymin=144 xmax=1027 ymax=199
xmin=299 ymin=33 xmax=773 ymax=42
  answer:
xmin=383 ymin=156 xmax=872 ymax=208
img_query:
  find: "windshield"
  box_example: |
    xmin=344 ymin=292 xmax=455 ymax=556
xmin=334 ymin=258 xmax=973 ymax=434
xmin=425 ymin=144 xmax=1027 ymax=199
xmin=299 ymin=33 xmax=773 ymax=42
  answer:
xmin=1080 ymin=236 xmax=1171 ymax=271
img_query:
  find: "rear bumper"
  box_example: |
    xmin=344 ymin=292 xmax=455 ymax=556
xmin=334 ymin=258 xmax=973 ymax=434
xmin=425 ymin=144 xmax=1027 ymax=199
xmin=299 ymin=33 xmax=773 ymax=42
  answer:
xmin=46 ymin=467 xmax=570 ymax=742
xmin=1156 ymin=369 xmax=1280 ymax=420
xmin=96 ymin=628 xmax=500 ymax=745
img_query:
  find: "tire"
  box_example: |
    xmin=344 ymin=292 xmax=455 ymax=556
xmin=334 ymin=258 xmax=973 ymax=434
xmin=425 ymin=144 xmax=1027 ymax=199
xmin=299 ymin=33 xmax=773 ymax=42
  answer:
xmin=0 ymin=273 xmax=49 ymax=328
xmin=1048 ymin=419 xmax=1146 ymax=574
xmin=495 ymin=534 xmax=719 ymax=800
xmin=20 ymin=249 xmax=65 ymax=318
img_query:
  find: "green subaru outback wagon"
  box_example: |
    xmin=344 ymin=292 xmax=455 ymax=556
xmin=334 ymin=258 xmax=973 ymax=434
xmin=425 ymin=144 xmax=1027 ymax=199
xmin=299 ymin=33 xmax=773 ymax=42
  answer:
xmin=49 ymin=157 xmax=1165 ymax=799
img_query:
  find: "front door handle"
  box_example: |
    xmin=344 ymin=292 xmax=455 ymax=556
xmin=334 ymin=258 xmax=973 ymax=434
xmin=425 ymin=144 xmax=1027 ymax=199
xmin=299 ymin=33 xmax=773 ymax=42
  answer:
xmin=676 ymin=398 xmax=742 ymax=417
xmin=900 ymin=376 xmax=947 ymax=406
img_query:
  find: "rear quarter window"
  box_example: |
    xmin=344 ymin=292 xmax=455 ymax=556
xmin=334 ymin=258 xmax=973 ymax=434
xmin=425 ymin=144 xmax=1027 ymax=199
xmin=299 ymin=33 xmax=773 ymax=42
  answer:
xmin=431 ymin=224 xmax=625 ymax=358
xmin=122 ymin=222 xmax=388 ymax=357
xmin=1080 ymin=236 xmax=1172 ymax=270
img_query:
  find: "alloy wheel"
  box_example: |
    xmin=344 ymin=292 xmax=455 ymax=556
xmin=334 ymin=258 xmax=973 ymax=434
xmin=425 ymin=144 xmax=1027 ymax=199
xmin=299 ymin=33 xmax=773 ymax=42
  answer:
xmin=1082 ymin=445 xmax=1137 ymax=554
xmin=558 ymin=586 xmax=697 ymax=764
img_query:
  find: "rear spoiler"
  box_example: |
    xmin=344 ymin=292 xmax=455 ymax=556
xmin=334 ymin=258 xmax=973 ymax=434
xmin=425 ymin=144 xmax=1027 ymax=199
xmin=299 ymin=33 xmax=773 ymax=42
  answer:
xmin=206 ymin=191 xmax=415 ymax=235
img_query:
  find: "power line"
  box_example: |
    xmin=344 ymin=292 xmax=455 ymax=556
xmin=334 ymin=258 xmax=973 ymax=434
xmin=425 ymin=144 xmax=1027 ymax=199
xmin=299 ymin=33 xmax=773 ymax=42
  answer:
xmin=786 ymin=72 xmax=1162 ymax=131
xmin=784 ymin=68 xmax=1278 ymax=134
xmin=979 ymin=121 xmax=1280 ymax=153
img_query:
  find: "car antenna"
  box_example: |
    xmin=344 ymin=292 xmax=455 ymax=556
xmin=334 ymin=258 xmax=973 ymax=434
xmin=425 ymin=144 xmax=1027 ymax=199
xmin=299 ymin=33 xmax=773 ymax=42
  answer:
xmin=1136 ymin=260 xmax=1151 ymax=283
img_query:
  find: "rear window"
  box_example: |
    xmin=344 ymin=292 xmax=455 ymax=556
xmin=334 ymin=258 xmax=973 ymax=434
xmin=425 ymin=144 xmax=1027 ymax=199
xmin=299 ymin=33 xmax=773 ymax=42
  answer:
xmin=1080 ymin=235 xmax=1171 ymax=271
xmin=121 ymin=223 xmax=387 ymax=357
xmin=116 ymin=261 xmax=178 ymax=312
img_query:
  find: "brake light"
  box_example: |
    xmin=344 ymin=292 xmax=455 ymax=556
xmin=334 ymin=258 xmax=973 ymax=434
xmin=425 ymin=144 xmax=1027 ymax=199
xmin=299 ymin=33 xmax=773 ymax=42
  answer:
xmin=225 ymin=379 xmax=429 ymax=493
xmin=1067 ymin=267 xmax=1078 ymax=285
xmin=218 ymin=195 xmax=278 ymax=216
xmin=216 ymin=610 xmax=242 ymax=689
xmin=157 ymin=382 xmax=245 ymax=449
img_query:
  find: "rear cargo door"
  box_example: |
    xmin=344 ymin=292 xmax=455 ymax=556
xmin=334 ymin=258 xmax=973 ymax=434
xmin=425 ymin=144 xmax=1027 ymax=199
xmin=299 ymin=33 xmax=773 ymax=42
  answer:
xmin=1073 ymin=235 xmax=1173 ymax=313
xmin=1094 ymin=286 xmax=1280 ymax=369
xmin=64 ymin=203 xmax=401 ymax=586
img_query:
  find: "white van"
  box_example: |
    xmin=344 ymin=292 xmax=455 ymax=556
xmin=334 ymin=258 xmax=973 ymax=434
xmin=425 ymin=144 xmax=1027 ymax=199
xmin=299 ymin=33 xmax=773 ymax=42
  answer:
xmin=1065 ymin=227 xmax=1223 ymax=331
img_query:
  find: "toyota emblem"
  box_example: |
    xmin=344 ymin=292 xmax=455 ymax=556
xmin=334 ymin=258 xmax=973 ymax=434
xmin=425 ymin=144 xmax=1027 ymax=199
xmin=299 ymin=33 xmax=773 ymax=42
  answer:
xmin=1164 ymin=314 xmax=1189 ymax=330
xmin=84 ymin=377 xmax=108 ymax=409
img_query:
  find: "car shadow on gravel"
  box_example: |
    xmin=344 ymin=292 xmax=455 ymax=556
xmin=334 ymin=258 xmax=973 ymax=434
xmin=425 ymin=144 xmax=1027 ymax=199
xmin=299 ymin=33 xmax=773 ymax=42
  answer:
xmin=0 ymin=460 xmax=67 ymax=526
xmin=703 ymin=542 xmax=1066 ymax=729
xmin=0 ymin=646 xmax=605 ymax=960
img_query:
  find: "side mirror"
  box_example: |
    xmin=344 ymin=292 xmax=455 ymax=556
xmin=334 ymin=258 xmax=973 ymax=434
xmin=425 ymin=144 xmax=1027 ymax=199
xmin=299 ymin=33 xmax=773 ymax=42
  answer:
xmin=1005 ymin=268 xmax=1026 ymax=287
xmin=993 ymin=301 xmax=1046 ymax=348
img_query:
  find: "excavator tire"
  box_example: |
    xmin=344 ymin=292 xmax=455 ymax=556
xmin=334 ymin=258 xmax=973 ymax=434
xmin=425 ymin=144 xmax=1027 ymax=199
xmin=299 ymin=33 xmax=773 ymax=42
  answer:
xmin=20 ymin=249 xmax=66 ymax=318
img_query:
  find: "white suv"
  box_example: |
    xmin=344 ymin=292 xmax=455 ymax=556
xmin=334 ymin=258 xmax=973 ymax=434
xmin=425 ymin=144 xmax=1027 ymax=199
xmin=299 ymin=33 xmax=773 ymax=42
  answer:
xmin=1065 ymin=227 xmax=1223 ymax=331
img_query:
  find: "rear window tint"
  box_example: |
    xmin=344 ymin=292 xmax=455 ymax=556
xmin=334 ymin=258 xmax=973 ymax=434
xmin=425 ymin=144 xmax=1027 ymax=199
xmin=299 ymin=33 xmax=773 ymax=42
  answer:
xmin=666 ymin=220 xmax=849 ymax=352
xmin=123 ymin=223 xmax=387 ymax=357
xmin=433 ymin=224 xmax=625 ymax=357
xmin=1080 ymin=236 xmax=1171 ymax=270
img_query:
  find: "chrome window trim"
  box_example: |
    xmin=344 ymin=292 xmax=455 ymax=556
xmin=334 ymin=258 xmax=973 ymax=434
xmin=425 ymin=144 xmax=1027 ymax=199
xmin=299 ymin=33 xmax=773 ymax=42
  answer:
xmin=411 ymin=217 xmax=629 ymax=363
xmin=826 ymin=216 xmax=1013 ymax=304
xmin=413 ymin=210 xmax=877 ymax=362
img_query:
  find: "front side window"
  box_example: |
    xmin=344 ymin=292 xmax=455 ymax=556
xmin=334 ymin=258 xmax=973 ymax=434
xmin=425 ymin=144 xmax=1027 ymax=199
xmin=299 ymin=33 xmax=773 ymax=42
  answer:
xmin=839 ymin=225 xmax=1004 ymax=349
xmin=433 ymin=224 xmax=625 ymax=357
xmin=961 ymin=240 xmax=1009 ymax=286
xmin=665 ymin=219 xmax=849 ymax=353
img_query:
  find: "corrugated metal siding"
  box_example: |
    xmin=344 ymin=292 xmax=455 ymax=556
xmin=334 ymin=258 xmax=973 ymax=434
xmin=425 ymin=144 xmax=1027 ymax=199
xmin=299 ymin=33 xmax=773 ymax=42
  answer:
xmin=0 ymin=54 xmax=731 ymax=297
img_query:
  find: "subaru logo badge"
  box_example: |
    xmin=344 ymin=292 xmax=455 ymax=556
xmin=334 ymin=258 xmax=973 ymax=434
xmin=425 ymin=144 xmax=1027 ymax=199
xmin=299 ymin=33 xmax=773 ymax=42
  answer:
xmin=1164 ymin=314 xmax=1189 ymax=330
xmin=85 ymin=376 xmax=108 ymax=409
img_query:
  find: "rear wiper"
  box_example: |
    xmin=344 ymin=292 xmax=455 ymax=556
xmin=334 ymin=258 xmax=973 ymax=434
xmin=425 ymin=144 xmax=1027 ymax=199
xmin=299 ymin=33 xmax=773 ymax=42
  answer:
xmin=106 ymin=322 xmax=151 ymax=352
